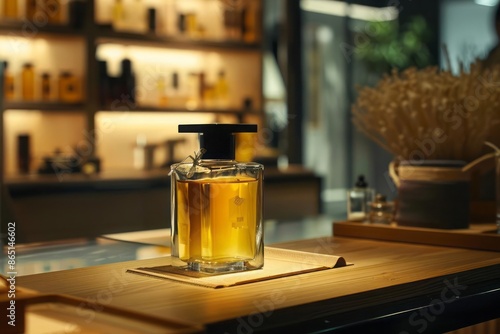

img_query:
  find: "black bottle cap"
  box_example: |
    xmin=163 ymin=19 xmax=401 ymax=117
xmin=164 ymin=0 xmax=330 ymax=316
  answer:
xmin=179 ymin=124 xmax=257 ymax=160
xmin=355 ymin=175 xmax=368 ymax=188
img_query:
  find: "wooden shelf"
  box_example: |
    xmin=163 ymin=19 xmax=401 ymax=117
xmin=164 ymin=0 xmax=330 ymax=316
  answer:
xmin=99 ymin=104 xmax=260 ymax=114
xmin=4 ymin=101 xmax=85 ymax=111
xmin=95 ymin=27 xmax=261 ymax=51
xmin=0 ymin=21 xmax=84 ymax=37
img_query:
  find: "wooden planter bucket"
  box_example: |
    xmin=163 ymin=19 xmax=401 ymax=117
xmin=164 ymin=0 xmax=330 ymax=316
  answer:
xmin=389 ymin=153 xmax=496 ymax=229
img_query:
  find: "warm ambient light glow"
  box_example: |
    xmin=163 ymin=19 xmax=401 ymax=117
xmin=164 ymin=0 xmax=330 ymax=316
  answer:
xmin=95 ymin=112 xmax=215 ymax=170
xmin=301 ymin=0 xmax=398 ymax=21
xmin=97 ymin=43 xmax=205 ymax=76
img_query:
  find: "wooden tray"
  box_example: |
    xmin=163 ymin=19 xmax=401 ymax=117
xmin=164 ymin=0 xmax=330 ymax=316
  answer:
xmin=333 ymin=221 xmax=500 ymax=252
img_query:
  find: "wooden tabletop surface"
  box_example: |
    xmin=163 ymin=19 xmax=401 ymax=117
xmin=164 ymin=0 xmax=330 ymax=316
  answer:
xmin=17 ymin=236 xmax=500 ymax=333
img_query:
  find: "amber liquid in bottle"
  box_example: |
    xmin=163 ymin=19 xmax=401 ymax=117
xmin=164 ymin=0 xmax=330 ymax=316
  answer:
xmin=3 ymin=62 xmax=15 ymax=100
xmin=3 ymin=0 xmax=18 ymax=19
xmin=22 ymin=63 xmax=35 ymax=101
xmin=176 ymin=176 xmax=258 ymax=263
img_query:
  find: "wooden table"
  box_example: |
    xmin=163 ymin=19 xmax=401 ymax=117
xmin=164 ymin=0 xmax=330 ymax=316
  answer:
xmin=16 ymin=236 xmax=500 ymax=333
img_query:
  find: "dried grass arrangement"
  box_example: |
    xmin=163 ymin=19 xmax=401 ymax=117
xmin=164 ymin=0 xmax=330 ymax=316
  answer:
xmin=352 ymin=61 xmax=500 ymax=162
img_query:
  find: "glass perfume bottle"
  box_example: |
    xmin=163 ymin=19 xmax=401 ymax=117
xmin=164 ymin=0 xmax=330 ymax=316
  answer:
xmin=170 ymin=124 xmax=264 ymax=273
xmin=347 ymin=175 xmax=375 ymax=221
xmin=369 ymin=193 xmax=394 ymax=224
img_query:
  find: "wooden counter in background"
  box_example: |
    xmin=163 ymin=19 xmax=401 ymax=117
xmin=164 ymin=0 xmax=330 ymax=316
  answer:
xmin=3 ymin=166 xmax=322 ymax=243
xmin=16 ymin=236 xmax=500 ymax=333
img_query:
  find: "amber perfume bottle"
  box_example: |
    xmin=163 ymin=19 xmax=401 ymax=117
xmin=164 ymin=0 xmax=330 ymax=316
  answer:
xmin=22 ymin=63 xmax=35 ymax=101
xmin=3 ymin=0 xmax=18 ymax=19
xmin=3 ymin=61 xmax=15 ymax=100
xmin=170 ymin=124 xmax=264 ymax=273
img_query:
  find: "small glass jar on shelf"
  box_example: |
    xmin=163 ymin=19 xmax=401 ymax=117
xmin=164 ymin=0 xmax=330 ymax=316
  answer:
xmin=58 ymin=71 xmax=82 ymax=102
xmin=368 ymin=194 xmax=394 ymax=225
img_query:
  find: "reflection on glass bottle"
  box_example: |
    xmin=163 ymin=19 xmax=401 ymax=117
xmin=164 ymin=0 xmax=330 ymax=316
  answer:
xmin=170 ymin=124 xmax=264 ymax=273
xmin=22 ymin=63 xmax=35 ymax=101
xmin=3 ymin=61 xmax=15 ymax=100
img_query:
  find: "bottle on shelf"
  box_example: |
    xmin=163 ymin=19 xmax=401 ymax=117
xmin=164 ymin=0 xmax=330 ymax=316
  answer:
xmin=198 ymin=71 xmax=206 ymax=105
xmin=69 ymin=0 xmax=86 ymax=29
xmin=170 ymin=124 xmax=264 ymax=273
xmin=203 ymin=83 xmax=216 ymax=108
xmin=97 ymin=60 xmax=111 ymax=107
xmin=42 ymin=0 xmax=63 ymax=24
xmin=215 ymin=70 xmax=229 ymax=108
xmin=26 ymin=0 xmax=37 ymax=22
xmin=41 ymin=72 xmax=51 ymax=100
xmin=22 ymin=63 xmax=35 ymax=101
xmin=127 ymin=0 xmax=147 ymax=33
xmin=17 ymin=134 xmax=31 ymax=174
xmin=167 ymin=72 xmax=187 ymax=108
xmin=111 ymin=0 xmax=126 ymax=31
xmin=177 ymin=13 xmax=187 ymax=35
xmin=347 ymin=175 xmax=375 ymax=222
xmin=242 ymin=1 xmax=257 ymax=43
xmin=3 ymin=0 xmax=18 ymax=19
xmin=120 ymin=58 xmax=136 ymax=103
xmin=157 ymin=75 xmax=168 ymax=107
xmin=58 ymin=71 xmax=81 ymax=102
xmin=186 ymin=72 xmax=200 ymax=109
xmin=147 ymin=7 xmax=156 ymax=34
xmin=185 ymin=12 xmax=197 ymax=38
xmin=3 ymin=61 xmax=15 ymax=100
xmin=223 ymin=5 xmax=242 ymax=40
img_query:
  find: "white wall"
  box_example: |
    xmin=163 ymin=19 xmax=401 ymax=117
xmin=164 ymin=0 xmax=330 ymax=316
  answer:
xmin=440 ymin=0 xmax=498 ymax=72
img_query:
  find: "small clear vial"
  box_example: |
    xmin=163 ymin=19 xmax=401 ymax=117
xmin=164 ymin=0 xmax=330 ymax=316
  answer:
xmin=347 ymin=175 xmax=375 ymax=222
xmin=369 ymin=194 xmax=394 ymax=224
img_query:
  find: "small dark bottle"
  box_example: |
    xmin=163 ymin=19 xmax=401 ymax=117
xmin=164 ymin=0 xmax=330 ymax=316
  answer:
xmin=17 ymin=134 xmax=31 ymax=174
xmin=148 ymin=8 xmax=156 ymax=33
xmin=41 ymin=72 xmax=51 ymax=100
